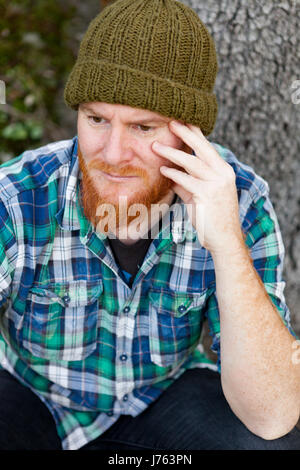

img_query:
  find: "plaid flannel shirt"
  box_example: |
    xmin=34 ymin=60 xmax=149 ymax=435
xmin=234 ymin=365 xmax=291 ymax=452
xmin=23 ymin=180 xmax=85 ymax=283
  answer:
xmin=0 ymin=136 xmax=295 ymax=449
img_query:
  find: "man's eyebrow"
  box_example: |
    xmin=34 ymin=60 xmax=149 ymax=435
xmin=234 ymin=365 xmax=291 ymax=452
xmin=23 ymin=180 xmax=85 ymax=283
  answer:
xmin=80 ymin=104 xmax=99 ymax=114
xmin=80 ymin=104 xmax=169 ymax=124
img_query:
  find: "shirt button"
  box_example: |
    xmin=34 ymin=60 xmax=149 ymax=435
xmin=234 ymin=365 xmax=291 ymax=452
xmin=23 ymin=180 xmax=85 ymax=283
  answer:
xmin=63 ymin=293 xmax=71 ymax=304
xmin=120 ymin=354 xmax=127 ymax=362
xmin=178 ymin=304 xmax=186 ymax=314
xmin=123 ymin=394 xmax=128 ymax=402
xmin=123 ymin=306 xmax=130 ymax=313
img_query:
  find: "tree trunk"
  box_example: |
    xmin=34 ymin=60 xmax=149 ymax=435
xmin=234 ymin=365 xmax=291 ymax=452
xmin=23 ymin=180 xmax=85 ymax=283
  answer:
xmin=182 ymin=0 xmax=300 ymax=337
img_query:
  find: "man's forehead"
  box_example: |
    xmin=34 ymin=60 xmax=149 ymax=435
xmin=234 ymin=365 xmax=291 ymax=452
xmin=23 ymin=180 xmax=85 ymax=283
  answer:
xmin=79 ymin=102 xmax=171 ymax=123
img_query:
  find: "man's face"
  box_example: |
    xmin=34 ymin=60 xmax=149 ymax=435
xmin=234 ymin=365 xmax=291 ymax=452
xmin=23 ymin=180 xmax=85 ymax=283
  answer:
xmin=77 ymin=102 xmax=188 ymax=231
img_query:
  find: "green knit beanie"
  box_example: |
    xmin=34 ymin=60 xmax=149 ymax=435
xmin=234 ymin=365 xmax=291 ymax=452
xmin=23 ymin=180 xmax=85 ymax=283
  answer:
xmin=64 ymin=0 xmax=218 ymax=136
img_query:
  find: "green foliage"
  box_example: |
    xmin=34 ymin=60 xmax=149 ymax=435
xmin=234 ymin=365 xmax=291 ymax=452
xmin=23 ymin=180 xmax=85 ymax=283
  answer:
xmin=1 ymin=120 xmax=43 ymax=141
xmin=0 ymin=0 xmax=76 ymax=159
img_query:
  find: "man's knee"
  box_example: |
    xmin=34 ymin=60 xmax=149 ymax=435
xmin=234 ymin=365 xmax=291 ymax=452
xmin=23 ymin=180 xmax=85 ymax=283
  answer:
xmin=0 ymin=370 xmax=61 ymax=450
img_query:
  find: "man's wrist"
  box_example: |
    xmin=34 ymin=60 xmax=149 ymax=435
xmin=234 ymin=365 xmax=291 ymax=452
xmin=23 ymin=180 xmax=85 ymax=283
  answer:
xmin=208 ymin=229 xmax=248 ymax=261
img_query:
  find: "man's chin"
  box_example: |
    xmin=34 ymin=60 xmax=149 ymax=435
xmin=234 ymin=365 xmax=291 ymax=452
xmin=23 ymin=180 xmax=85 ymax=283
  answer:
xmin=94 ymin=178 xmax=144 ymax=198
xmin=95 ymin=191 xmax=146 ymax=209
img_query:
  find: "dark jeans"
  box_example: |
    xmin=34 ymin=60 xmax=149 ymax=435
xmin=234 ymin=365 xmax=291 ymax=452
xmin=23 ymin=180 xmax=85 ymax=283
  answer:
xmin=0 ymin=368 xmax=299 ymax=450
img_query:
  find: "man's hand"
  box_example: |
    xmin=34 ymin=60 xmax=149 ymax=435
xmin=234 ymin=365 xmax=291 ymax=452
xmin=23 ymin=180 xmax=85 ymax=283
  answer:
xmin=152 ymin=121 xmax=244 ymax=254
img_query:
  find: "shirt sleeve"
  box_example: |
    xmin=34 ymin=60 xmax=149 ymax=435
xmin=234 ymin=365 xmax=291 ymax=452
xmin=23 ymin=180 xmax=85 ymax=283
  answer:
xmin=204 ymin=185 xmax=297 ymax=370
xmin=0 ymin=200 xmax=16 ymax=308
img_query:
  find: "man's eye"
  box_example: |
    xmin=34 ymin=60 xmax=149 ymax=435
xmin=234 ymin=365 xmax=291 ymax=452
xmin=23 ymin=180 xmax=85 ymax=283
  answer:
xmin=87 ymin=117 xmax=153 ymax=132
xmin=88 ymin=116 xmax=104 ymax=124
xmin=136 ymin=124 xmax=153 ymax=132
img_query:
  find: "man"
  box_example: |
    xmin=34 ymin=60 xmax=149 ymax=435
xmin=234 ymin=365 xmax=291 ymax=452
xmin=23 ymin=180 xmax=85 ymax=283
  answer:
xmin=0 ymin=0 xmax=299 ymax=451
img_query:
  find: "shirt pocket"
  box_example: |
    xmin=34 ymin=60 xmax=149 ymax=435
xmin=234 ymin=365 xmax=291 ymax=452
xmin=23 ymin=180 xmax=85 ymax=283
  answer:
xmin=19 ymin=280 xmax=103 ymax=361
xmin=148 ymin=288 xmax=208 ymax=367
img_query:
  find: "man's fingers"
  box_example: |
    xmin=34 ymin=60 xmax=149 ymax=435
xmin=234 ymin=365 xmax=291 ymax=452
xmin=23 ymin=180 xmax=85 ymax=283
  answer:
xmin=153 ymin=141 xmax=212 ymax=179
xmin=169 ymin=121 xmax=225 ymax=170
xmin=160 ymin=166 xmax=203 ymax=195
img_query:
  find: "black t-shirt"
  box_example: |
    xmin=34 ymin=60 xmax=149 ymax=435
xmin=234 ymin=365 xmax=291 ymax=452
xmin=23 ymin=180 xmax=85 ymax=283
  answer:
xmin=108 ymin=234 xmax=153 ymax=287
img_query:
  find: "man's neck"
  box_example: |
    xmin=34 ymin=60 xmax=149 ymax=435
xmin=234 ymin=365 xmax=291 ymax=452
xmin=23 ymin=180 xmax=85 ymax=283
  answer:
xmin=115 ymin=190 xmax=176 ymax=245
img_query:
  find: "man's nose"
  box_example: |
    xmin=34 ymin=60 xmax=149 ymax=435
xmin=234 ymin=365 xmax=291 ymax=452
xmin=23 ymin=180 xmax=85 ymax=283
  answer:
xmin=102 ymin=126 xmax=133 ymax=167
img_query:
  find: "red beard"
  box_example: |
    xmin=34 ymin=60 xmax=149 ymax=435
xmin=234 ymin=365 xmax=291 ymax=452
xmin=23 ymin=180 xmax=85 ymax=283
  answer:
xmin=78 ymin=145 xmax=176 ymax=234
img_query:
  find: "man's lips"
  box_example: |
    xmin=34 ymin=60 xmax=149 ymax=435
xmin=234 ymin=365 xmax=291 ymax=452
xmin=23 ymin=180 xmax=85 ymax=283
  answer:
xmin=99 ymin=170 xmax=139 ymax=182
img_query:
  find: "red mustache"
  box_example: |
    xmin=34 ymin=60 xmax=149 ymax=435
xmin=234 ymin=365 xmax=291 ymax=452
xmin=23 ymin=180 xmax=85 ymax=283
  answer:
xmin=88 ymin=160 xmax=148 ymax=179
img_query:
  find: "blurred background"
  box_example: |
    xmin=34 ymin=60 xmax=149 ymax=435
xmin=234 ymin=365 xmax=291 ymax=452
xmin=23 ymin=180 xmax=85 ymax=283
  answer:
xmin=0 ymin=0 xmax=299 ymax=338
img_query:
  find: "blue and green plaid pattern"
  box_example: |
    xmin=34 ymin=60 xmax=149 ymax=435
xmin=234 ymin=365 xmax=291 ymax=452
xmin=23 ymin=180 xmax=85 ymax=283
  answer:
xmin=0 ymin=136 xmax=295 ymax=449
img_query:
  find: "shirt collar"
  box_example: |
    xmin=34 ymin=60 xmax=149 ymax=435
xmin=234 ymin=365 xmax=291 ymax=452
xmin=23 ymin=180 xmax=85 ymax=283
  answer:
xmin=55 ymin=136 xmax=83 ymax=232
xmin=167 ymin=195 xmax=198 ymax=244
